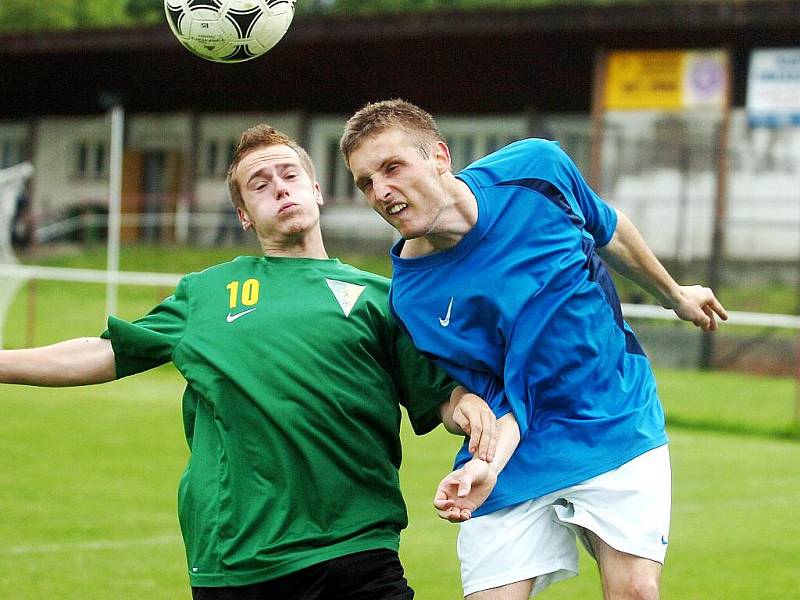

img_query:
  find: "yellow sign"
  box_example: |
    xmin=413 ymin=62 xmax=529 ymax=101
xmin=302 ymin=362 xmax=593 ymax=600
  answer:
xmin=605 ymin=50 xmax=728 ymax=111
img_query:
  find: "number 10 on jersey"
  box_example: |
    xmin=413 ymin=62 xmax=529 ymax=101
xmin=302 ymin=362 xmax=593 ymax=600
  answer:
xmin=227 ymin=279 xmax=260 ymax=309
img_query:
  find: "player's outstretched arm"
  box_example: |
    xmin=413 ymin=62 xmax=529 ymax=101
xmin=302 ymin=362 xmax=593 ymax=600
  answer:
xmin=439 ymin=386 xmax=498 ymax=462
xmin=0 ymin=338 xmax=116 ymax=387
xmin=599 ymin=209 xmax=728 ymax=331
xmin=433 ymin=411 xmax=520 ymax=522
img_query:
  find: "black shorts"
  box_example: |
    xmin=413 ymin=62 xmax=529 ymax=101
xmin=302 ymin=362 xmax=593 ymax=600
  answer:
xmin=191 ymin=548 xmax=414 ymax=600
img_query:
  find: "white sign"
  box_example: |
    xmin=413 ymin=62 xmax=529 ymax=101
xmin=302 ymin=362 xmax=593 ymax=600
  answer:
xmin=747 ymin=48 xmax=800 ymax=127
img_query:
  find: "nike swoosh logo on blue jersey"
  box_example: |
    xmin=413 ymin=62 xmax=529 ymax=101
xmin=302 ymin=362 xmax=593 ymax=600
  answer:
xmin=226 ymin=307 xmax=257 ymax=323
xmin=439 ymin=297 xmax=454 ymax=327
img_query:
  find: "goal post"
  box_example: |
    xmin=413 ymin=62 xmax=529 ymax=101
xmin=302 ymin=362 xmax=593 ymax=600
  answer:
xmin=0 ymin=162 xmax=34 ymax=349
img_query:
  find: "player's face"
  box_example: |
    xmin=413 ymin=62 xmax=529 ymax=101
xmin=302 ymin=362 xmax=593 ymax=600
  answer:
xmin=234 ymin=144 xmax=323 ymax=241
xmin=349 ymin=128 xmax=449 ymax=240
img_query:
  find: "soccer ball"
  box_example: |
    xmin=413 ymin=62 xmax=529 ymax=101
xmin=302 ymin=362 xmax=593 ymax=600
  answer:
xmin=164 ymin=0 xmax=296 ymax=63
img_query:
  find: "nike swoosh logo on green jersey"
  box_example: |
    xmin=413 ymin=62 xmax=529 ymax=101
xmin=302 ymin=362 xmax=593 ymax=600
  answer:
xmin=226 ymin=307 xmax=257 ymax=323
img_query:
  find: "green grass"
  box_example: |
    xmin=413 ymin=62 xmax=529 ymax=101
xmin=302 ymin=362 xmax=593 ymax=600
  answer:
xmin=611 ymin=271 xmax=799 ymax=317
xmin=400 ymin=425 xmax=800 ymax=600
xmin=4 ymin=245 xmax=799 ymax=434
xmin=2 ymin=371 xmax=800 ymax=599
xmin=2 ymin=245 xmax=799 ymax=597
xmin=20 ymin=243 xmax=393 ymax=277
xmin=4 ymin=245 xmax=392 ymax=347
xmin=1 ymin=369 xmax=189 ymax=599
xmin=657 ymin=368 xmax=798 ymax=438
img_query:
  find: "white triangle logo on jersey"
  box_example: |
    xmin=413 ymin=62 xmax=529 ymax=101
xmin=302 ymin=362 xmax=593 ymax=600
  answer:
xmin=325 ymin=279 xmax=366 ymax=317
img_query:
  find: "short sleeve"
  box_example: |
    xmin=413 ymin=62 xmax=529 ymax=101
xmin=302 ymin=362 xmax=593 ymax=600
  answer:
xmin=559 ymin=147 xmax=618 ymax=247
xmin=101 ymin=276 xmax=190 ymax=378
xmin=437 ymin=360 xmax=512 ymax=420
xmin=389 ymin=325 xmax=458 ymax=435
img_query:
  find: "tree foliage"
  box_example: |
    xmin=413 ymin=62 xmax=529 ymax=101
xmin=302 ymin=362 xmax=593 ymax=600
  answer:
xmin=0 ymin=0 xmax=136 ymax=33
xmin=0 ymin=0 xmax=651 ymax=34
xmin=320 ymin=0 xmax=657 ymax=15
xmin=125 ymin=0 xmax=164 ymax=24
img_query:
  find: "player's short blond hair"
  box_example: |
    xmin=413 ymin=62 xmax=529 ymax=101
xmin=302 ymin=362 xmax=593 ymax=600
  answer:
xmin=340 ymin=99 xmax=445 ymax=168
xmin=227 ymin=124 xmax=316 ymax=210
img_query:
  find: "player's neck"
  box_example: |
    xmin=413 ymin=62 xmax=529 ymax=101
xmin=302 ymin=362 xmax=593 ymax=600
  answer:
xmin=403 ymin=177 xmax=477 ymax=257
xmin=259 ymin=228 xmax=329 ymax=259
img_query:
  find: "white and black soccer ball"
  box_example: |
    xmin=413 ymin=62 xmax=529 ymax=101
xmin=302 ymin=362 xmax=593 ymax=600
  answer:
xmin=164 ymin=0 xmax=296 ymax=63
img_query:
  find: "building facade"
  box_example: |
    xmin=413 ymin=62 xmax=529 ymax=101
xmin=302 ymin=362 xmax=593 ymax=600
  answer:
xmin=1 ymin=1 xmax=799 ymax=258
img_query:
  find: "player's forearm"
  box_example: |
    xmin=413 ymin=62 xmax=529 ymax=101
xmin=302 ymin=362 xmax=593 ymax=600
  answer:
xmin=482 ymin=412 xmax=519 ymax=475
xmin=599 ymin=210 xmax=682 ymax=309
xmin=0 ymin=338 xmax=116 ymax=386
xmin=439 ymin=385 xmax=468 ymax=434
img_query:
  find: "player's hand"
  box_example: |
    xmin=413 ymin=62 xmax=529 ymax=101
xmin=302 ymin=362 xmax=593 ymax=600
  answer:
xmin=452 ymin=392 xmax=498 ymax=462
xmin=433 ymin=458 xmax=498 ymax=523
xmin=670 ymin=285 xmax=728 ymax=332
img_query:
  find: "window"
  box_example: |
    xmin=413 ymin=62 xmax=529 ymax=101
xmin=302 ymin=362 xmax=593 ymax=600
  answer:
xmin=485 ymin=135 xmax=500 ymax=154
xmin=323 ymin=136 xmax=354 ymax=203
xmin=206 ymin=139 xmax=219 ymax=175
xmin=326 ymin=138 xmax=339 ymax=197
xmin=202 ymin=138 xmax=239 ymax=177
xmin=438 ymin=115 xmax=527 ymax=172
xmin=0 ymin=138 xmax=27 ymax=169
xmin=73 ymin=141 xmax=107 ymax=180
xmin=463 ymin=136 xmax=475 ymax=167
xmin=226 ymin=141 xmax=237 ymax=166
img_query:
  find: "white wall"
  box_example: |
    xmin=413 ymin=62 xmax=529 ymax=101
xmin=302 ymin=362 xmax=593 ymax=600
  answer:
xmin=602 ymin=109 xmax=800 ymax=260
xmin=0 ymin=121 xmax=29 ymax=169
xmin=33 ymin=116 xmax=110 ymax=217
xmin=13 ymin=108 xmax=800 ymax=260
xmin=195 ymin=112 xmax=303 ymax=213
xmin=306 ymin=116 xmax=351 ymax=203
xmin=128 ymin=113 xmax=191 ymax=150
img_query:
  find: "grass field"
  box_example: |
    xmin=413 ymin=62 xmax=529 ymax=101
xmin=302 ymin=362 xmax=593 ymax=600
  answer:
xmin=1 ymin=245 xmax=799 ymax=598
xmin=2 ymin=369 xmax=799 ymax=599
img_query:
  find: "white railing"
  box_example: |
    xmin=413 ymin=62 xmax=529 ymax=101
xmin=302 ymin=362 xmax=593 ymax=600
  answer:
xmin=1 ymin=262 xmax=797 ymax=331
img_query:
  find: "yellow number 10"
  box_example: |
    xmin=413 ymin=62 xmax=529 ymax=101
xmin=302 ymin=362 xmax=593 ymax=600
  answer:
xmin=226 ymin=279 xmax=260 ymax=309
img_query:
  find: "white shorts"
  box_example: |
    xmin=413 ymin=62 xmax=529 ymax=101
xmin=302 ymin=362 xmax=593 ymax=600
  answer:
xmin=457 ymin=444 xmax=671 ymax=597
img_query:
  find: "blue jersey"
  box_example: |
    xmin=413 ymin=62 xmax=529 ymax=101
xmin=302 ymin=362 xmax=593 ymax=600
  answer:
xmin=389 ymin=139 xmax=667 ymax=516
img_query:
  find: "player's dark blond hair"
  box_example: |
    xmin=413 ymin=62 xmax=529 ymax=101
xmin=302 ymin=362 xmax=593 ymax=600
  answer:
xmin=226 ymin=124 xmax=316 ymax=210
xmin=340 ymin=99 xmax=444 ymax=168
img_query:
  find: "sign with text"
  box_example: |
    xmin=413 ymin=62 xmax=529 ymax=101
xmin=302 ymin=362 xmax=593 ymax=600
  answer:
xmin=605 ymin=50 xmax=728 ymax=111
xmin=747 ymin=48 xmax=800 ymax=127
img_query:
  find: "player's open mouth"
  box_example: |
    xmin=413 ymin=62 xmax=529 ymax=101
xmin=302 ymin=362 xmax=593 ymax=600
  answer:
xmin=387 ymin=203 xmax=407 ymax=215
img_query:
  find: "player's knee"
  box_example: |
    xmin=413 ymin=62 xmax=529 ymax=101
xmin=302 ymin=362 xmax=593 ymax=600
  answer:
xmin=605 ymin=571 xmax=659 ymax=600
xmin=624 ymin=572 xmax=659 ymax=600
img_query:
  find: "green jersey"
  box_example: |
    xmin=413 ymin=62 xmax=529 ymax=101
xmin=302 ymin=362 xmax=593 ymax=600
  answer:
xmin=102 ymin=256 xmax=455 ymax=587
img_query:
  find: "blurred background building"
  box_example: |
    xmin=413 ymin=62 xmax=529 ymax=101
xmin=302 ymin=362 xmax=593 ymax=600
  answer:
xmin=0 ymin=0 xmax=799 ymax=260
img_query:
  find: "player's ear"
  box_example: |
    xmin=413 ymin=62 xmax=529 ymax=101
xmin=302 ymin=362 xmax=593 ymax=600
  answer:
xmin=313 ymin=181 xmax=324 ymax=207
xmin=434 ymin=141 xmax=452 ymax=174
xmin=237 ymin=207 xmax=252 ymax=231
